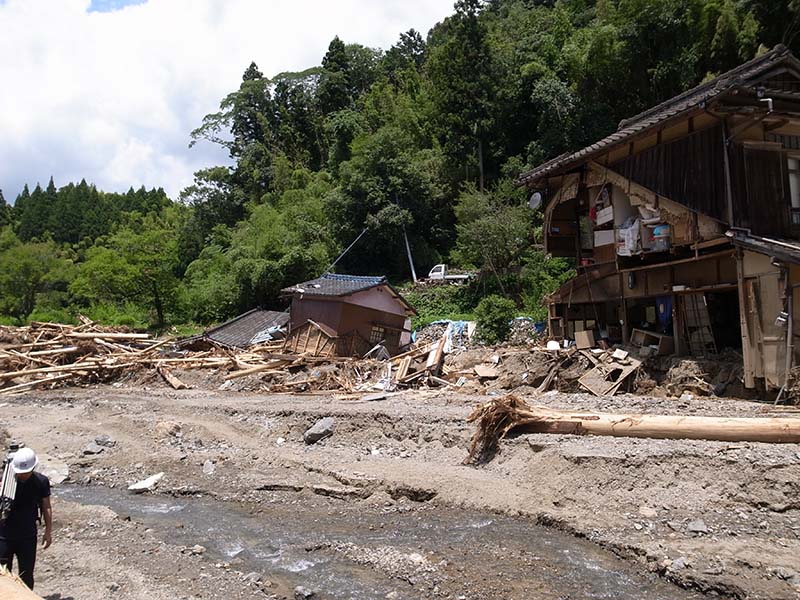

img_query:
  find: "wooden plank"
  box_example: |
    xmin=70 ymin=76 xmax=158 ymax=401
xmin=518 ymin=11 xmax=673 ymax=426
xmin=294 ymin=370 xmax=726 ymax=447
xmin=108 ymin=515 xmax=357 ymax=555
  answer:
xmin=390 ymin=343 xmax=434 ymax=363
xmin=473 ymin=365 xmax=499 ymax=379
xmin=157 ymin=366 xmax=190 ymax=390
xmin=396 ymin=356 xmax=412 ymax=380
xmin=66 ymin=332 xmax=150 ymax=340
xmin=0 ymin=374 xmax=72 ymax=395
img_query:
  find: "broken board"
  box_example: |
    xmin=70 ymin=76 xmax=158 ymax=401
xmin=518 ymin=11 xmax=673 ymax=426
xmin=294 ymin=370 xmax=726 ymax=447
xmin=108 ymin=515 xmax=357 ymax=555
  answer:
xmin=578 ymin=357 xmax=641 ymax=396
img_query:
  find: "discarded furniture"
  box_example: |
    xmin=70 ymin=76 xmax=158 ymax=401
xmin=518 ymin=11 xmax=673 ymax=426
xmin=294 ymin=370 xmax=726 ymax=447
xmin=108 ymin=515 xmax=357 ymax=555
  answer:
xmin=630 ymin=329 xmax=674 ymax=356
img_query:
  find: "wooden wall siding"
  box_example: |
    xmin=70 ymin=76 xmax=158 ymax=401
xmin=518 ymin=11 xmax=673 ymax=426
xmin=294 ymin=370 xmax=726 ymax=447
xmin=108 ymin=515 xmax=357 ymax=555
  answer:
xmin=729 ymin=144 xmax=791 ymax=236
xmin=611 ymin=124 xmax=727 ymax=220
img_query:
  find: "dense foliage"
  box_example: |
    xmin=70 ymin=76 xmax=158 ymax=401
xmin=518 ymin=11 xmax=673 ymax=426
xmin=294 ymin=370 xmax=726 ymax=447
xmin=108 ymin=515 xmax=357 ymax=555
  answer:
xmin=2 ymin=0 xmax=797 ymax=329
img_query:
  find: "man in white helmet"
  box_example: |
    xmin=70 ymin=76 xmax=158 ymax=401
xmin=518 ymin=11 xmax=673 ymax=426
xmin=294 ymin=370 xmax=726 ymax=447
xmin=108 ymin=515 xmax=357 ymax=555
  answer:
xmin=0 ymin=447 xmax=52 ymax=590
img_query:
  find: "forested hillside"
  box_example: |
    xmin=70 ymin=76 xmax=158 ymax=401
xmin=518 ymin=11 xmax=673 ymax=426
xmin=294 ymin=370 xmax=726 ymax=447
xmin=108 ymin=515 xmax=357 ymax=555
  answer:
xmin=1 ymin=0 xmax=796 ymax=329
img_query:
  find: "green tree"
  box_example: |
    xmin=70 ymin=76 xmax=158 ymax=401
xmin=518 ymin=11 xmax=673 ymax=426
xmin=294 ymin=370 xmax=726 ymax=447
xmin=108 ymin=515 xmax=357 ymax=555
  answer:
xmin=317 ymin=36 xmax=352 ymax=115
xmin=426 ymin=0 xmax=495 ymax=186
xmin=0 ymin=189 xmax=10 ymax=227
xmin=71 ymin=213 xmax=180 ymax=329
xmin=0 ymin=240 xmax=68 ymax=322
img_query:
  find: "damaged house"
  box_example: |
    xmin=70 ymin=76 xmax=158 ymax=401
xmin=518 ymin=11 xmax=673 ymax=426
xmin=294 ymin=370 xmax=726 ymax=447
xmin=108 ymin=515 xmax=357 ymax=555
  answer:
xmin=281 ymin=273 xmax=416 ymax=357
xmin=517 ymin=45 xmax=800 ymax=393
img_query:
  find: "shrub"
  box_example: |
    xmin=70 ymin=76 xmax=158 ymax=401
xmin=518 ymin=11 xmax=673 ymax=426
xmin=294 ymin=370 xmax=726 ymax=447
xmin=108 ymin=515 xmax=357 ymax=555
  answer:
xmin=401 ymin=283 xmax=478 ymax=327
xmin=475 ymin=294 xmax=517 ymax=344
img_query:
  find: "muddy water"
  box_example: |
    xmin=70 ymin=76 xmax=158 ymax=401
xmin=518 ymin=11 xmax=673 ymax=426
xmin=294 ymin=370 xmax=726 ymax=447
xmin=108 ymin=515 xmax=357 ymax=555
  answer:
xmin=56 ymin=485 xmax=702 ymax=600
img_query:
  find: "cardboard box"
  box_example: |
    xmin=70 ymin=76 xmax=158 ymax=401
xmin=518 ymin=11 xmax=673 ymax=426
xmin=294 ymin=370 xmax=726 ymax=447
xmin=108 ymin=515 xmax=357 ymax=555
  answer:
xmin=596 ymin=205 xmax=614 ymax=226
xmin=575 ymin=330 xmax=595 ymax=349
xmin=594 ymin=229 xmax=616 ymax=247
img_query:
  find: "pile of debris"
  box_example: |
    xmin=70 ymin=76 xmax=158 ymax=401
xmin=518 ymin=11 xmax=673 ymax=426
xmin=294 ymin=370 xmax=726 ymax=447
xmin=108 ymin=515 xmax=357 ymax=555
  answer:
xmin=0 ymin=320 xmax=470 ymax=397
xmin=507 ymin=317 xmax=546 ymax=346
xmin=0 ymin=319 xmax=171 ymax=395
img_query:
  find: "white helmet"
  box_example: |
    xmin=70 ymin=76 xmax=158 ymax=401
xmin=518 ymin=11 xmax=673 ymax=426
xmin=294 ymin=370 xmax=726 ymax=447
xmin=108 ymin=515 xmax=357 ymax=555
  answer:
xmin=12 ymin=447 xmax=38 ymax=474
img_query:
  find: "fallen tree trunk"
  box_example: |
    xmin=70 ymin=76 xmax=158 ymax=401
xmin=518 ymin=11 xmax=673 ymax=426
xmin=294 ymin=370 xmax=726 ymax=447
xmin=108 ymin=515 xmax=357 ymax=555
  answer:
xmin=466 ymin=395 xmax=800 ymax=463
xmin=0 ymin=567 xmax=43 ymax=598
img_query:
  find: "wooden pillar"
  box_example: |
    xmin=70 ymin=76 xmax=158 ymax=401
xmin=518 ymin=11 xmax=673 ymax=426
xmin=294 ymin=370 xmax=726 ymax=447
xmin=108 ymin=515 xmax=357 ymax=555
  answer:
xmin=673 ymin=295 xmax=685 ymax=356
xmin=736 ymin=249 xmax=755 ymax=388
xmin=621 ymin=298 xmax=630 ymax=345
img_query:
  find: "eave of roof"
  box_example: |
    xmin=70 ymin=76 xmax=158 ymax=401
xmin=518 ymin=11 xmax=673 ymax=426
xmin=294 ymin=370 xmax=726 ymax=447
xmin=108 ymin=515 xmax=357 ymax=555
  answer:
xmin=281 ymin=273 xmax=417 ymax=316
xmin=728 ymin=230 xmax=800 ymax=264
xmin=515 ymin=45 xmax=799 ymax=187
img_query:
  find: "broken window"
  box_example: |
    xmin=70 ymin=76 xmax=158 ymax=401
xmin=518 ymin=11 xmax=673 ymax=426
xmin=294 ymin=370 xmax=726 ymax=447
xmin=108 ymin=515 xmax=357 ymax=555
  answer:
xmin=369 ymin=326 xmax=386 ymax=344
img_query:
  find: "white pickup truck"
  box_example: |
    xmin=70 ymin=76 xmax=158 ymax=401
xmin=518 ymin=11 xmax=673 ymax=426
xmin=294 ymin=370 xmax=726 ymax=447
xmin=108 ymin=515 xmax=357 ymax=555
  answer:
xmin=427 ymin=264 xmax=474 ymax=282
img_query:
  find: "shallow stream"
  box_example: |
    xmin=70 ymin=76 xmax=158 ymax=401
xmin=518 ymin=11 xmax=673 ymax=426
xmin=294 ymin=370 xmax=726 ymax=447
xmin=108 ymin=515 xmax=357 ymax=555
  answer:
xmin=56 ymin=485 xmax=702 ymax=599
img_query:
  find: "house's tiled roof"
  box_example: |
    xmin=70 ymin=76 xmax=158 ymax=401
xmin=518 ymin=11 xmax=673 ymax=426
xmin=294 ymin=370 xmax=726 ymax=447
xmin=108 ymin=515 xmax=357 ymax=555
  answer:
xmin=204 ymin=309 xmax=290 ymax=349
xmin=281 ymin=273 xmax=417 ymax=315
xmin=281 ymin=273 xmax=387 ymax=297
xmin=516 ymin=45 xmax=799 ymax=187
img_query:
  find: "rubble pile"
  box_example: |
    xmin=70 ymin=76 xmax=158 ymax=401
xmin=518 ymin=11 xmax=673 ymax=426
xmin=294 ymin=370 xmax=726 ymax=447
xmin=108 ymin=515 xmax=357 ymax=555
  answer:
xmin=0 ymin=319 xmax=172 ymax=396
xmin=507 ymin=317 xmax=545 ymax=346
xmin=0 ymin=319 xmax=773 ymax=402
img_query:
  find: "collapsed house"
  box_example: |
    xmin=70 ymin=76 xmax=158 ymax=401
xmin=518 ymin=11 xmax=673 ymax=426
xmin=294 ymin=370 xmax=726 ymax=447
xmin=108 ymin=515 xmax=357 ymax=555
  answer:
xmin=281 ymin=273 xmax=416 ymax=357
xmin=179 ymin=309 xmax=290 ymax=350
xmin=517 ymin=45 xmax=800 ymax=393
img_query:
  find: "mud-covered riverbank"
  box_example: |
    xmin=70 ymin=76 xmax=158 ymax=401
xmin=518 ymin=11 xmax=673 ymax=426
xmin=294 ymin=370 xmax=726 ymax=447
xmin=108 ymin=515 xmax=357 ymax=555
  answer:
xmin=2 ymin=386 xmax=799 ymax=599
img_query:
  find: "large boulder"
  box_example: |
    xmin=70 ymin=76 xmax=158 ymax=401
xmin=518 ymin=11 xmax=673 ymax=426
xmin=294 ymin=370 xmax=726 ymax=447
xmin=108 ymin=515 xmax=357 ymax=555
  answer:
xmin=304 ymin=418 xmax=334 ymax=445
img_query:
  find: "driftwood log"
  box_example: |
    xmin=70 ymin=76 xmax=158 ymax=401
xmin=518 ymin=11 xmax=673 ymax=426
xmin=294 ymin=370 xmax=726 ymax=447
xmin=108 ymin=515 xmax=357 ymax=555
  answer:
xmin=466 ymin=395 xmax=800 ymax=463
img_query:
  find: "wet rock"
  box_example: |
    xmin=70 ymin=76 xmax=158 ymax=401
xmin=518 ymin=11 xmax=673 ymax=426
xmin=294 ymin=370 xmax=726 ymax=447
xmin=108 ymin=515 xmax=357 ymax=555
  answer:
xmin=687 ymin=518 xmax=709 ymax=534
xmin=202 ymin=460 xmax=215 ymax=475
xmin=128 ymin=472 xmax=164 ymax=493
xmin=83 ymin=441 xmax=105 ymax=455
xmin=191 ymin=544 xmax=207 ymax=555
xmin=95 ymin=434 xmax=117 ymax=448
xmin=304 ymin=417 xmax=334 ymax=444
xmin=294 ymin=585 xmax=315 ymax=599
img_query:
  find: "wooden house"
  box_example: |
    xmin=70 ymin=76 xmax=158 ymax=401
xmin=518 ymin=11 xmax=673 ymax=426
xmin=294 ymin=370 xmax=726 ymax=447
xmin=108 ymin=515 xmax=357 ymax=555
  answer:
xmin=517 ymin=45 xmax=800 ymax=392
xmin=281 ymin=273 xmax=416 ymax=356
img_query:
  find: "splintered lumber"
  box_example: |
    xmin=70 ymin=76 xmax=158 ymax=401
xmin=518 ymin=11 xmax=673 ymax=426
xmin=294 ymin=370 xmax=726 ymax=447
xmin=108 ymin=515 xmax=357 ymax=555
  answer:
xmin=465 ymin=395 xmax=800 ymax=463
xmin=157 ymin=366 xmax=189 ymax=390
xmin=578 ymin=356 xmax=641 ymax=396
xmin=396 ymin=356 xmax=412 ymax=380
xmin=66 ymin=332 xmax=151 ymax=340
xmin=225 ymin=359 xmax=292 ymax=380
xmin=0 ymin=374 xmax=73 ymax=395
xmin=0 ymin=567 xmax=42 ymax=599
xmin=390 ymin=343 xmax=434 ymax=363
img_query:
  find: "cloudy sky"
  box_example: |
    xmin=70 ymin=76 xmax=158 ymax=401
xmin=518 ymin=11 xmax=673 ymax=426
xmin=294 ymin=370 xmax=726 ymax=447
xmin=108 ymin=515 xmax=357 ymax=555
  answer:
xmin=0 ymin=0 xmax=455 ymax=201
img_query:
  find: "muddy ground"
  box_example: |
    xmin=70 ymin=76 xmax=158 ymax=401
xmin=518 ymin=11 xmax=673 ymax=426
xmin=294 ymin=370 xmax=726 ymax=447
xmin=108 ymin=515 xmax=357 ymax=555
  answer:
xmin=1 ymin=384 xmax=799 ymax=599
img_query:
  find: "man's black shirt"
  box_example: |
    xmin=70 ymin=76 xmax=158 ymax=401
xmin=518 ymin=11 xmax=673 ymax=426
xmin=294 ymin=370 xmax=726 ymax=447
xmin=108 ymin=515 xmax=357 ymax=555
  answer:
xmin=0 ymin=472 xmax=50 ymax=540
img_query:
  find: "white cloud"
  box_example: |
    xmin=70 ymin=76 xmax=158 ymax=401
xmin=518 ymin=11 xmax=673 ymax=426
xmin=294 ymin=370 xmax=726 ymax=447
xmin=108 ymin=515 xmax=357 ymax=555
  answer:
xmin=0 ymin=0 xmax=454 ymax=200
